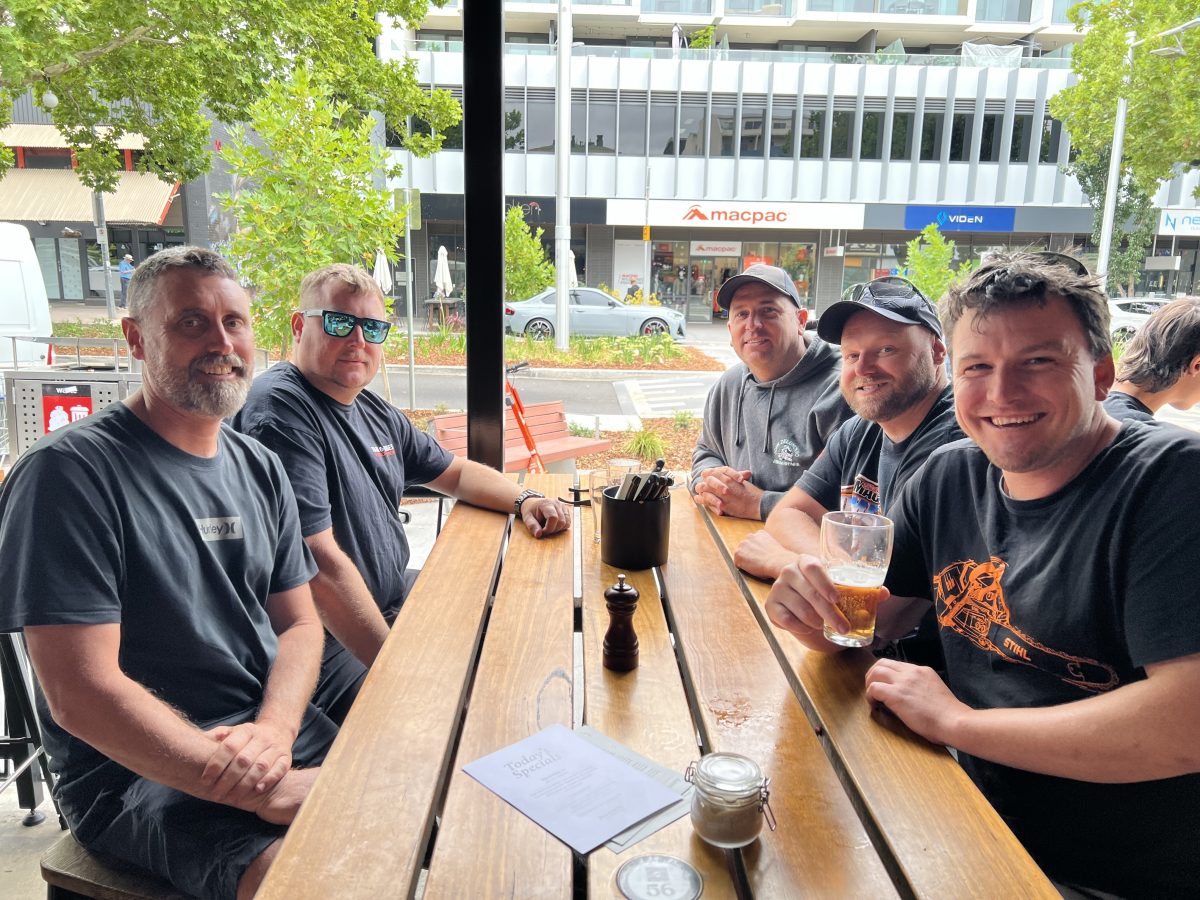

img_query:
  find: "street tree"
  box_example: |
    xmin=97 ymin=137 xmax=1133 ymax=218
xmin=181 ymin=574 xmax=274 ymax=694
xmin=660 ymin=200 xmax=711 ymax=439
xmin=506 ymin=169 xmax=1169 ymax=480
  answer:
xmin=1050 ymin=0 xmax=1200 ymax=196
xmin=217 ymin=72 xmax=408 ymax=356
xmin=0 ymin=0 xmax=459 ymax=191
xmin=904 ymin=223 xmax=977 ymax=303
xmin=1064 ymin=151 xmax=1158 ymax=295
xmin=504 ymin=206 xmax=555 ymax=303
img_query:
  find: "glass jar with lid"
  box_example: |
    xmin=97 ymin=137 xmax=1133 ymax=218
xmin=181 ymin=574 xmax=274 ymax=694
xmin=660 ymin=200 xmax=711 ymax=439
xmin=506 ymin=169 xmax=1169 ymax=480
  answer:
xmin=685 ymin=752 xmax=775 ymax=849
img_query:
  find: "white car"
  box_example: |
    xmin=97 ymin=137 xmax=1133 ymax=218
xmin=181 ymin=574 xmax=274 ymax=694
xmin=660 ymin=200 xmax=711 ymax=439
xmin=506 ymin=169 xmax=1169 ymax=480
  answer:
xmin=1109 ymin=298 xmax=1168 ymax=344
xmin=504 ymin=287 xmax=687 ymax=340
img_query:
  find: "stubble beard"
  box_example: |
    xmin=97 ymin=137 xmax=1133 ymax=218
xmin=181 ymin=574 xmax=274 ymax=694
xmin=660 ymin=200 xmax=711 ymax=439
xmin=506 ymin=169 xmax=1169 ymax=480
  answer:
xmin=147 ymin=350 xmax=253 ymax=418
xmin=848 ymin=354 xmax=939 ymax=424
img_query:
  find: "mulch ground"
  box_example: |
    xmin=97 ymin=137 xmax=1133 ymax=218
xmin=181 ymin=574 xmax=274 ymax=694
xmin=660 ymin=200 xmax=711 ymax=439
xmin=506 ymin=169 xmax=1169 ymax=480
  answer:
xmin=384 ymin=345 xmax=723 ymax=372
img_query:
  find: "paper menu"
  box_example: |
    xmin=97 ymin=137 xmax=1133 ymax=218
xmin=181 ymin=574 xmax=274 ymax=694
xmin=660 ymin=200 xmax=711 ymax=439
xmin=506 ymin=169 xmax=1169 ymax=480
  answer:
xmin=462 ymin=724 xmax=682 ymax=855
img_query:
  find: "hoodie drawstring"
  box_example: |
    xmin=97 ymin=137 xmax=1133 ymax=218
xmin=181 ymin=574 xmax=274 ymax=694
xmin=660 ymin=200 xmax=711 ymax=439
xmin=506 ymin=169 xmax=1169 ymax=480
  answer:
xmin=734 ymin=377 xmax=748 ymax=448
xmin=763 ymin=384 xmax=776 ymax=454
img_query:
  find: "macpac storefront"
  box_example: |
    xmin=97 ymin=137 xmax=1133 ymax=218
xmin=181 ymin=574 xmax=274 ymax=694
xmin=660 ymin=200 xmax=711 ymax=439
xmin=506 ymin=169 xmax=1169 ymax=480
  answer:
xmin=607 ymin=199 xmax=865 ymax=322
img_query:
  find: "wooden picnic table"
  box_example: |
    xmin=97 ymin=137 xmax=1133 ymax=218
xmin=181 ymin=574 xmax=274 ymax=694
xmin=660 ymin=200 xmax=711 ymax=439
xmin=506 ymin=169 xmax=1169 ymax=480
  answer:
xmin=257 ymin=475 xmax=1055 ymax=898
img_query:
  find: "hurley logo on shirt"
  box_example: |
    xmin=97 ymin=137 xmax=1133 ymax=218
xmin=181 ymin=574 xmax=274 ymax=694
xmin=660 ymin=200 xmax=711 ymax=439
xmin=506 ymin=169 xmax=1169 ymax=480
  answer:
xmin=195 ymin=517 xmax=243 ymax=542
xmin=772 ymin=438 xmax=803 ymax=467
xmin=371 ymin=443 xmax=396 ymax=457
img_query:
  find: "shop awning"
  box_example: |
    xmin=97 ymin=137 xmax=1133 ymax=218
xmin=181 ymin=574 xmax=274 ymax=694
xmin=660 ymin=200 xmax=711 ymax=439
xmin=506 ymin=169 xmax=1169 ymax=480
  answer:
xmin=0 ymin=169 xmax=179 ymax=225
xmin=0 ymin=124 xmax=145 ymax=150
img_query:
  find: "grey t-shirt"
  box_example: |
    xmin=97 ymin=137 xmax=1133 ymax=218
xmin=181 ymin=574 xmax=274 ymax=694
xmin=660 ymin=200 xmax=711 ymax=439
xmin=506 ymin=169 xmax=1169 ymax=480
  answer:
xmin=0 ymin=402 xmax=315 ymax=830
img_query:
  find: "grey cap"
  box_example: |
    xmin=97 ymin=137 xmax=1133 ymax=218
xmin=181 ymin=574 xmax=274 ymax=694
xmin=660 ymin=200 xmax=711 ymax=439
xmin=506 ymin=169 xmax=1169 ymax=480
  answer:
xmin=715 ymin=263 xmax=802 ymax=311
xmin=817 ymin=277 xmax=943 ymax=344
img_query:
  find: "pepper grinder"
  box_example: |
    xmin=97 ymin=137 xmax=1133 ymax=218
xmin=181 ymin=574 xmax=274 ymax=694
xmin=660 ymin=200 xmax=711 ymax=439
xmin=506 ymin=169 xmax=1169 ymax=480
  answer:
xmin=603 ymin=574 xmax=640 ymax=671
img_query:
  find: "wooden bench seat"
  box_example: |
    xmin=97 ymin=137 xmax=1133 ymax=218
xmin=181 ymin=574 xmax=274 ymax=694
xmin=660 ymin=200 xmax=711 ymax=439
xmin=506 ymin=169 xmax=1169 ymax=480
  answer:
xmin=42 ymin=832 xmax=193 ymax=900
xmin=428 ymin=400 xmax=611 ymax=473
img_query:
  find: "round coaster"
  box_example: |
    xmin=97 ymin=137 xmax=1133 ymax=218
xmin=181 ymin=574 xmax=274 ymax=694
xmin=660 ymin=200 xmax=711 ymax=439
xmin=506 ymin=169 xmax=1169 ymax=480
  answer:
xmin=615 ymin=854 xmax=703 ymax=900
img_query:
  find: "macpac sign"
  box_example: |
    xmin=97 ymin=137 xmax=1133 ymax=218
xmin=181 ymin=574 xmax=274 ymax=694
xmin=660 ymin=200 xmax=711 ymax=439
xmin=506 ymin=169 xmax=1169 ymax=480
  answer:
xmin=1159 ymin=209 xmax=1200 ymax=237
xmin=904 ymin=205 xmax=1016 ymax=233
xmin=607 ymin=199 xmax=865 ymax=230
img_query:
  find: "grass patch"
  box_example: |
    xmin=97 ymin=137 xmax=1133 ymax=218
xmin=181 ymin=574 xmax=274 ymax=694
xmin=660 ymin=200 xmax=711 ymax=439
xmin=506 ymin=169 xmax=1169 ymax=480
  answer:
xmin=623 ymin=429 xmax=666 ymax=463
xmin=52 ymin=319 xmax=124 ymax=339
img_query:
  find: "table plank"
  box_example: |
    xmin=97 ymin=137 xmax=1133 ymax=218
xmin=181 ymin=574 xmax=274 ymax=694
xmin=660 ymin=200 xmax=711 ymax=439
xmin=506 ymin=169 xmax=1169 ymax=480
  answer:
xmin=663 ymin=494 xmax=898 ymax=897
xmin=422 ymin=474 xmax=576 ymax=899
xmin=257 ymin=502 xmax=510 ymax=900
xmin=702 ymin=511 xmax=1057 ymax=899
xmin=580 ymin=497 xmax=737 ymax=898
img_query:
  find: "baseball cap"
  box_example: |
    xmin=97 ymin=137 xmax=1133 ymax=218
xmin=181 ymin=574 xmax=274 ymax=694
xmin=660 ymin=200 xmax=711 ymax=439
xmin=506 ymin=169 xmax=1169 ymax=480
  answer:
xmin=123 ymin=254 xmax=133 ymax=260
xmin=715 ymin=264 xmax=802 ymax=311
xmin=817 ymin=277 xmax=943 ymax=344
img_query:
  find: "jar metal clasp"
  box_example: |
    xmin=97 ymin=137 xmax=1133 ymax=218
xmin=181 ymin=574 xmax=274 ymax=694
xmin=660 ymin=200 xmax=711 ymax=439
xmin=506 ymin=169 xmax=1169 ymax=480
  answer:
xmin=759 ymin=776 xmax=776 ymax=832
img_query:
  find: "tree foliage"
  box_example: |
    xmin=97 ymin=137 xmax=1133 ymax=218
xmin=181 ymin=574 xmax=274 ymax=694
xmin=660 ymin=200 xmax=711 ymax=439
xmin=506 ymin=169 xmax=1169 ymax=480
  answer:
xmin=504 ymin=206 xmax=554 ymax=303
xmin=1050 ymin=0 xmax=1200 ymax=195
xmin=0 ymin=0 xmax=460 ymax=191
xmin=217 ymin=72 xmax=408 ymax=356
xmin=1063 ymin=150 xmax=1157 ymax=295
xmin=904 ymin=223 xmax=978 ymax=303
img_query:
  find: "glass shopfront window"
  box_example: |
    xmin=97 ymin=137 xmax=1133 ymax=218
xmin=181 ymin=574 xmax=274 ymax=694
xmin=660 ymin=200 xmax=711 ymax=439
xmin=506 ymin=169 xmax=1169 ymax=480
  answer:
xmin=651 ymin=241 xmax=689 ymax=314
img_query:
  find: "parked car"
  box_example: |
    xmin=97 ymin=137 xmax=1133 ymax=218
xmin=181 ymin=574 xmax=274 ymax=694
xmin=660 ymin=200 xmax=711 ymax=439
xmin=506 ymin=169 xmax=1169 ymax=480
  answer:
xmin=504 ymin=287 xmax=687 ymax=340
xmin=1109 ymin=298 xmax=1169 ymax=344
xmin=88 ymin=264 xmax=119 ymax=295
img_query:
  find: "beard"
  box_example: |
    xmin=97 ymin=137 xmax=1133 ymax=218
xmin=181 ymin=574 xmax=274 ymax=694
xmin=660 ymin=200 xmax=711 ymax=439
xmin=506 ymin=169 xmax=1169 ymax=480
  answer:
xmin=145 ymin=350 xmax=253 ymax=418
xmin=846 ymin=353 xmax=939 ymax=424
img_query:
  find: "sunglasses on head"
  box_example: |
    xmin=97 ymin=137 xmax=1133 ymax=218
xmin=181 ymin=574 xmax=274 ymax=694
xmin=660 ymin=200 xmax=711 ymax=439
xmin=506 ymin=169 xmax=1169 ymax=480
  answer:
xmin=1030 ymin=251 xmax=1089 ymax=277
xmin=301 ymin=309 xmax=391 ymax=344
xmin=841 ymin=276 xmax=925 ymax=304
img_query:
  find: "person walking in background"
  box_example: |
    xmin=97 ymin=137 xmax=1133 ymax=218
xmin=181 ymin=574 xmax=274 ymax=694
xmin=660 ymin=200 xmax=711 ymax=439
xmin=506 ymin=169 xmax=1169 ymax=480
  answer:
xmin=118 ymin=253 xmax=135 ymax=308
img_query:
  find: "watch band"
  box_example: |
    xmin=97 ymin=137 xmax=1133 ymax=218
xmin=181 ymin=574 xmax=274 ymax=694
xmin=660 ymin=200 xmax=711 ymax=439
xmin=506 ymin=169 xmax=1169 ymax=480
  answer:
xmin=513 ymin=488 xmax=545 ymax=516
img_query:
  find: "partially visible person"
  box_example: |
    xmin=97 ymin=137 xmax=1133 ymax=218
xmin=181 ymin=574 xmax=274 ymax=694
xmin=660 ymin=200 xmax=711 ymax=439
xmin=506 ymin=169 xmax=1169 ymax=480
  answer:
xmin=118 ymin=252 xmax=135 ymax=308
xmin=735 ymin=277 xmax=959 ymax=583
xmin=234 ymin=264 xmax=570 ymax=723
xmin=626 ymin=277 xmax=640 ymax=300
xmin=764 ymin=252 xmax=1200 ymax=897
xmin=691 ymin=263 xmax=851 ymax=521
xmin=1105 ymin=296 xmax=1200 ymax=421
xmin=0 ymin=247 xmax=334 ymax=900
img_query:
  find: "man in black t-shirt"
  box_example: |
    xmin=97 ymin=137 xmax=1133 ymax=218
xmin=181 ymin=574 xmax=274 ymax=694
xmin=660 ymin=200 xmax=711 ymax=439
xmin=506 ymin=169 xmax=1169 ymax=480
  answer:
xmin=734 ymin=277 xmax=960 ymax=585
xmin=0 ymin=248 xmax=334 ymax=899
xmin=765 ymin=254 xmax=1200 ymax=897
xmin=235 ymin=264 xmax=570 ymax=723
xmin=1104 ymin=296 xmax=1200 ymax=422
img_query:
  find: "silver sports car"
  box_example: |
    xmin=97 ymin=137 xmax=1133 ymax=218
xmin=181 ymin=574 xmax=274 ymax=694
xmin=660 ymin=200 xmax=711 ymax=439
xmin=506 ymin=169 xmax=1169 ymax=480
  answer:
xmin=504 ymin=287 xmax=686 ymax=340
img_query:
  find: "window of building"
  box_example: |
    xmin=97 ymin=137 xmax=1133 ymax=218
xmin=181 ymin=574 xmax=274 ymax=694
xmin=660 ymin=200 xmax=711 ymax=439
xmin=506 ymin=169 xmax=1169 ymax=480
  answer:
xmin=652 ymin=241 xmax=689 ymax=314
xmin=504 ymin=98 xmax=526 ymax=151
xmin=860 ymin=111 xmax=883 ymax=160
xmin=679 ymin=99 xmax=707 ymax=156
xmin=920 ymin=112 xmax=944 ymax=160
xmin=948 ymin=113 xmax=972 ymax=161
xmin=740 ymin=102 xmax=767 ymax=158
xmin=770 ymin=110 xmax=796 ymax=157
xmin=526 ymin=94 xmax=556 ymax=153
xmin=1039 ymin=116 xmax=1063 ymax=164
xmin=570 ymin=99 xmax=587 ymax=152
xmin=22 ymin=147 xmax=72 ymax=170
xmin=618 ymin=96 xmax=647 ymax=156
xmin=710 ymin=100 xmax=736 ymax=157
xmin=649 ymin=95 xmax=678 ymax=155
xmin=830 ymin=110 xmax=854 ymax=159
xmin=589 ymin=96 xmax=616 ymax=154
xmin=779 ymin=243 xmax=815 ymax=306
xmin=800 ymin=110 xmax=824 ymax=158
xmin=891 ymin=112 xmax=914 ymax=160
xmin=1009 ymin=114 xmax=1032 ymax=162
xmin=979 ymin=113 xmax=1002 ymax=162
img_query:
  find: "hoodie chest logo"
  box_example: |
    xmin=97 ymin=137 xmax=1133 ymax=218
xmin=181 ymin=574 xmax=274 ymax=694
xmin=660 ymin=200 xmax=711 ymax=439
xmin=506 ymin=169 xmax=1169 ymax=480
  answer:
xmin=772 ymin=438 xmax=802 ymax=467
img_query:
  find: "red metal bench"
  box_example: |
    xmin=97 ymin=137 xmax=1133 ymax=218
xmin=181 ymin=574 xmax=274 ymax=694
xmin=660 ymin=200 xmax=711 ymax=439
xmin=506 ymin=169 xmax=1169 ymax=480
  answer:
xmin=428 ymin=401 xmax=610 ymax=473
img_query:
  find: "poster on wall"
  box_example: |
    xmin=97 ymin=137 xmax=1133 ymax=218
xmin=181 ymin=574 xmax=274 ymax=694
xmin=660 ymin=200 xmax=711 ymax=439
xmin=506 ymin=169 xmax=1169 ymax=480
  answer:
xmin=42 ymin=383 xmax=93 ymax=434
xmin=613 ymin=240 xmax=647 ymax=293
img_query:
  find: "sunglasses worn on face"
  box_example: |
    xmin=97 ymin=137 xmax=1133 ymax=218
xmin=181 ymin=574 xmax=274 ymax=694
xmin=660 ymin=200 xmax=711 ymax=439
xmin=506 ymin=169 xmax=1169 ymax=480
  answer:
xmin=302 ymin=309 xmax=391 ymax=344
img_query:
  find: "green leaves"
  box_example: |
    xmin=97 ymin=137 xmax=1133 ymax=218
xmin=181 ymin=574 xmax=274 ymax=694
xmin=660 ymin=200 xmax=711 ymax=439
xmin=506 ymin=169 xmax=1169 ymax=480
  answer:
xmin=904 ymin=224 xmax=977 ymax=304
xmin=216 ymin=71 xmax=408 ymax=355
xmin=504 ymin=206 xmax=555 ymax=303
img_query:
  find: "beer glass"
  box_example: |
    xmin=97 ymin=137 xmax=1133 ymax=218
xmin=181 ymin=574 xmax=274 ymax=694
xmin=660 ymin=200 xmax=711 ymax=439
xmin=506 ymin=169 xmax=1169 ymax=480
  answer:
xmin=819 ymin=511 xmax=893 ymax=648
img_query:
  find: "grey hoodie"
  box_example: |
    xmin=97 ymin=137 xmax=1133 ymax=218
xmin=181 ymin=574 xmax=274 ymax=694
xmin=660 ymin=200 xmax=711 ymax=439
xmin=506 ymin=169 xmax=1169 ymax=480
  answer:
xmin=691 ymin=335 xmax=852 ymax=519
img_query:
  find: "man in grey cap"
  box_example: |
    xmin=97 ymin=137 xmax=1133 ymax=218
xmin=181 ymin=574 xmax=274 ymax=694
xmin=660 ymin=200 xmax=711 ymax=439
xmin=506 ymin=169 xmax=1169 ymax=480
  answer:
xmin=691 ymin=263 xmax=851 ymax=521
xmin=735 ymin=277 xmax=959 ymax=609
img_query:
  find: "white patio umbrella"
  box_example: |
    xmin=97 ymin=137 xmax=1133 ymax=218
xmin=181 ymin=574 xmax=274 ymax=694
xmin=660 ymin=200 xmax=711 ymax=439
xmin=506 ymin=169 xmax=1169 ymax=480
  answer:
xmin=671 ymin=23 xmax=683 ymax=57
xmin=434 ymin=245 xmax=454 ymax=298
xmin=372 ymin=248 xmax=393 ymax=295
xmin=568 ymin=249 xmax=579 ymax=288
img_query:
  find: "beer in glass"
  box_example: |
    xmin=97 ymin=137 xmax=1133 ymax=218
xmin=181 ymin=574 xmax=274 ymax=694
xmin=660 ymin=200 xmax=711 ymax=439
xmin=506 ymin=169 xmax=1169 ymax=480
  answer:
xmin=820 ymin=511 xmax=893 ymax=648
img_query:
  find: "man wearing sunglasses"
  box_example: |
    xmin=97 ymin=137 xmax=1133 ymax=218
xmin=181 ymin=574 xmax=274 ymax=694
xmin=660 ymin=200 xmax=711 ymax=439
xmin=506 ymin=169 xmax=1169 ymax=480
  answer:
xmin=765 ymin=253 xmax=1200 ymax=896
xmin=691 ymin=263 xmax=851 ymax=521
xmin=235 ymin=264 xmax=570 ymax=724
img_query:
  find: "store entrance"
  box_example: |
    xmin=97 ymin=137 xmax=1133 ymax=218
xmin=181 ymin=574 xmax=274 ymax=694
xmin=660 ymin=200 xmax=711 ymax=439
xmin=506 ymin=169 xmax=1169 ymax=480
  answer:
xmin=688 ymin=255 xmax=739 ymax=323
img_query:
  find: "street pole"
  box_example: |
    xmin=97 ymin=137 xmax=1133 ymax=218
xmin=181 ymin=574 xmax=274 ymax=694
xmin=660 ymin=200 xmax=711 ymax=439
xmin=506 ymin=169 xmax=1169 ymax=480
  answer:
xmin=554 ymin=0 xmax=572 ymax=351
xmin=642 ymin=166 xmax=651 ymax=301
xmin=92 ymin=192 xmax=116 ymax=319
xmin=1095 ymin=32 xmax=1134 ymax=294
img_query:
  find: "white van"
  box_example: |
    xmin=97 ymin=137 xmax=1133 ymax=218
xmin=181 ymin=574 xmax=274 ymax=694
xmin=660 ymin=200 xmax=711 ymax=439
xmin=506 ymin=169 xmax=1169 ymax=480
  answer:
xmin=0 ymin=222 xmax=52 ymax=367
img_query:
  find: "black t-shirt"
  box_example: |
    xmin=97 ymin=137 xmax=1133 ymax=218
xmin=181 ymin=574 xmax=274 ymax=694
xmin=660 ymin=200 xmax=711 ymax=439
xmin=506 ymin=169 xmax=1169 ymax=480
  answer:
xmin=886 ymin=422 xmax=1200 ymax=896
xmin=797 ymin=385 xmax=962 ymax=514
xmin=1103 ymin=390 xmax=1155 ymax=423
xmin=234 ymin=362 xmax=453 ymax=618
xmin=0 ymin=403 xmax=315 ymax=834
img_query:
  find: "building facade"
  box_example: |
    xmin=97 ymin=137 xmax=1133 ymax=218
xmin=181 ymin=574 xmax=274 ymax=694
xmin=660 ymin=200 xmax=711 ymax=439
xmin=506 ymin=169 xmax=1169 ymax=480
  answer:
xmin=382 ymin=1 xmax=1200 ymax=321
